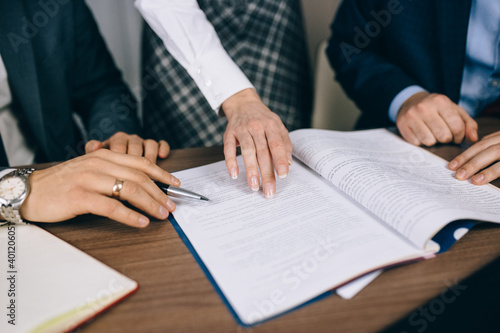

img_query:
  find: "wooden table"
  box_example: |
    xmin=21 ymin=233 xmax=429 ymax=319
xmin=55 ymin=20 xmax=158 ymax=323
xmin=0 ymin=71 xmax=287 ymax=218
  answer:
xmin=40 ymin=118 xmax=500 ymax=333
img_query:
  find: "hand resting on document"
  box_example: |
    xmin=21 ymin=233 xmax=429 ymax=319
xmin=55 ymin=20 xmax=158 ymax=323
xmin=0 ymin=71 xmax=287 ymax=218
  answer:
xmin=449 ymin=130 xmax=500 ymax=185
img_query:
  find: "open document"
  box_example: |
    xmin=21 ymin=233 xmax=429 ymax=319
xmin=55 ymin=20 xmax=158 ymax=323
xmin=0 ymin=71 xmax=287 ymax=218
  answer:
xmin=170 ymin=129 xmax=500 ymax=326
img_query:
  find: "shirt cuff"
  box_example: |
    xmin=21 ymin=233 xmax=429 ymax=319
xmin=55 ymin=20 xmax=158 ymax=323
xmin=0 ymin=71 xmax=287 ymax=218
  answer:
xmin=188 ymin=48 xmax=254 ymax=115
xmin=388 ymin=86 xmax=428 ymax=122
xmin=0 ymin=168 xmax=15 ymax=177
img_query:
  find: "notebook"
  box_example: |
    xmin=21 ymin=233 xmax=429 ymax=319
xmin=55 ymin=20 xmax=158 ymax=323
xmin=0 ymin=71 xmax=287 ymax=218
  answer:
xmin=0 ymin=223 xmax=138 ymax=333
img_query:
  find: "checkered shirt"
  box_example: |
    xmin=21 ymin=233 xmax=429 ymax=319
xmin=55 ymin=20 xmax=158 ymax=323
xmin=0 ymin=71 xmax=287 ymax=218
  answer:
xmin=141 ymin=0 xmax=312 ymax=149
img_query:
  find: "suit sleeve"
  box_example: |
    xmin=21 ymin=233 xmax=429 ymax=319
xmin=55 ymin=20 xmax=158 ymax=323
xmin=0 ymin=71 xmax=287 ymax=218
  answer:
xmin=70 ymin=0 xmax=141 ymax=141
xmin=327 ymin=0 xmax=420 ymax=124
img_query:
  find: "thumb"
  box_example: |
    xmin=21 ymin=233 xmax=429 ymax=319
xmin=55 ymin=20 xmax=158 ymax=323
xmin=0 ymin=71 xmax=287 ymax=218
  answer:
xmin=458 ymin=109 xmax=478 ymax=143
xmin=85 ymin=140 xmax=103 ymax=154
xmin=464 ymin=117 xmax=478 ymax=143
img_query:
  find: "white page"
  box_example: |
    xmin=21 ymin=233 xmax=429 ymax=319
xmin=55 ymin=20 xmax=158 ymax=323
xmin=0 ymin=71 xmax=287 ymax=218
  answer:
xmin=0 ymin=224 xmax=137 ymax=333
xmin=171 ymin=157 xmax=433 ymax=325
xmin=336 ymin=270 xmax=381 ymax=299
xmin=290 ymin=129 xmax=500 ymax=248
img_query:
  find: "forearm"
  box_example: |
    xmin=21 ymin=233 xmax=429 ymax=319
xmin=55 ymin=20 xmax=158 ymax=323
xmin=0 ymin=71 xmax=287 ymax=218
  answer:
xmin=135 ymin=0 xmax=254 ymax=113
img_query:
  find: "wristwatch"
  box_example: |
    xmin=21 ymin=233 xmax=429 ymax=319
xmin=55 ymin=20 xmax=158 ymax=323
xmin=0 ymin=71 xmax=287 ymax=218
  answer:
xmin=0 ymin=168 xmax=35 ymax=225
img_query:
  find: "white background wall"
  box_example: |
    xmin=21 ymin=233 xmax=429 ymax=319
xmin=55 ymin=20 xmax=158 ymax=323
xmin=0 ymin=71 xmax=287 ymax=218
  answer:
xmin=85 ymin=1 xmax=144 ymax=101
xmin=85 ymin=0 xmax=342 ymax=99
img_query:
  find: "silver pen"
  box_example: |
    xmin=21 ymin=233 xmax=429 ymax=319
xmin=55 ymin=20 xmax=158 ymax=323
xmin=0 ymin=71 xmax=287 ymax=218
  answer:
xmin=154 ymin=181 xmax=210 ymax=201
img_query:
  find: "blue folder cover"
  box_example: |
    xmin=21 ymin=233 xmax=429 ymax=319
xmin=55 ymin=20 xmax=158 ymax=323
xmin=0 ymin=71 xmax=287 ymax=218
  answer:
xmin=432 ymin=220 xmax=475 ymax=254
xmin=168 ymin=215 xmax=475 ymax=326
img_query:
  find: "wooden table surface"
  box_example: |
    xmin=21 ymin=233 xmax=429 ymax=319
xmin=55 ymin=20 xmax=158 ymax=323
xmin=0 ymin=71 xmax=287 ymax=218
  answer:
xmin=40 ymin=118 xmax=500 ymax=333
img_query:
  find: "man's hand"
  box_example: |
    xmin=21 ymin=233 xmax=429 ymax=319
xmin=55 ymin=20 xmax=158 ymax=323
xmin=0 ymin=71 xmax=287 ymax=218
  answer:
xmin=449 ymin=131 xmax=500 ymax=185
xmin=85 ymin=132 xmax=170 ymax=163
xmin=20 ymin=149 xmax=180 ymax=227
xmin=397 ymin=92 xmax=478 ymax=146
xmin=222 ymin=88 xmax=293 ymax=199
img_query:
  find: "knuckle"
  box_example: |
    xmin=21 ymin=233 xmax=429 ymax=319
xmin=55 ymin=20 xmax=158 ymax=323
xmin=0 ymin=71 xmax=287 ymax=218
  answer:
xmin=491 ymin=162 xmax=500 ymax=174
xmin=85 ymin=156 xmax=102 ymax=168
xmin=125 ymin=209 xmax=137 ymax=222
xmin=405 ymin=108 xmax=419 ymax=119
xmin=149 ymin=200 xmax=160 ymax=213
xmin=93 ymin=149 xmax=108 ymax=158
xmin=105 ymin=201 xmax=121 ymax=217
xmin=269 ymin=140 xmax=284 ymax=151
xmin=248 ymin=119 xmax=263 ymax=132
xmin=463 ymin=160 xmax=478 ymax=172
xmin=256 ymin=146 xmax=271 ymax=158
xmin=260 ymin=172 xmax=275 ymax=180
xmin=492 ymin=144 xmax=500 ymax=155
xmin=431 ymin=94 xmax=449 ymax=105
xmin=271 ymin=120 xmax=282 ymax=130
xmin=140 ymin=156 xmax=153 ymax=169
xmin=78 ymin=171 xmax=94 ymax=184
xmin=423 ymin=137 xmax=436 ymax=147
xmin=449 ymin=121 xmax=465 ymax=134
xmin=474 ymin=140 xmax=488 ymax=151
xmin=438 ymin=132 xmax=453 ymax=143
xmin=159 ymin=168 xmax=172 ymax=182
xmin=70 ymin=186 xmax=86 ymax=200
xmin=124 ymin=181 xmax=139 ymax=196
xmin=115 ymin=143 xmax=127 ymax=150
xmin=396 ymin=117 xmax=406 ymax=127
xmin=132 ymin=169 xmax=149 ymax=184
xmin=416 ymin=105 xmax=431 ymax=116
xmin=268 ymin=115 xmax=280 ymax=125
xmin=241 ymin=142 xmax=256 ymax=154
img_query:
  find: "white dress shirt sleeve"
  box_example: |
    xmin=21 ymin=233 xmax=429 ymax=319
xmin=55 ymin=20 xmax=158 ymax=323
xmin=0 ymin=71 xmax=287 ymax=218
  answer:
xmin=135 ymin=0 xmax=255 ymax=114
xmin=388 ymin=85 xmax=428 ymax=122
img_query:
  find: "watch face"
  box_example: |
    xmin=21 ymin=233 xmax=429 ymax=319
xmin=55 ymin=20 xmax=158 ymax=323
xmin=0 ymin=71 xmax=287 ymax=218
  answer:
xmin=0 ymin=177 xmax=26 ymax=200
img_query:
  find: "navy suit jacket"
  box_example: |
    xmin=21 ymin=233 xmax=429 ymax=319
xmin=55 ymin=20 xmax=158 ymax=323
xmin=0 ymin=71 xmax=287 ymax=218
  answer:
xmin=327 ymin=0 xmax=472 ymax=129
xmin=0 ymin=0 xmax=140 ymax=163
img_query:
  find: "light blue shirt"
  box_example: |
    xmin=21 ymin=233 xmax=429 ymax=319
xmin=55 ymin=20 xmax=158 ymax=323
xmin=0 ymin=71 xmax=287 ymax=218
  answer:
xmin=389 ymin=0 xmax=500 ymax=122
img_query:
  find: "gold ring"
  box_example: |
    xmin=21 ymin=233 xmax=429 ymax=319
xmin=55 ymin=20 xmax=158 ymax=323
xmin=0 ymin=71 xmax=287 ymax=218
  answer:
xmin=112 ymin=179 xmax=124 ymax=199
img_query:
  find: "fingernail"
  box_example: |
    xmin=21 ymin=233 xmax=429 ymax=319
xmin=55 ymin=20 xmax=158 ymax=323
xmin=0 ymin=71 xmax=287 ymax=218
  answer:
xmin=449 ymin=161 xmax=458 ymax=170
xmin=230 ymin=168 xmax=238 ymax=180
xmin=287 ymin=152 xmax=293 ymax=165
xmin=264 ymin=183 xmax=275 ymax=199
xmin=139 ymin=216 xmax=149 ymax=227
xmin=166 ymin=200 xmax=176 ymax=211
xmin=250 ymin=176 xmax=260 ymax=191
xmin=456 ymin=169 xmax=466 ymax=180
xmin=171 ymin=175 xmax=181 ymax=186
xmin=277 ymin=165 xmax=288 ymax=179
xmin=159 ymin=206 xmax=169 ymax=218
xmin=472 ymin=173 xmax=484 ymax=183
